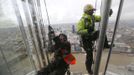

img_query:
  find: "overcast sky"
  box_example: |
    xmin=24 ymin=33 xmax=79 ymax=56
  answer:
xmin=44 ymin=0 xmax=134 ymax=24
xmin=0 ymin=0 xmax=134 ymax=27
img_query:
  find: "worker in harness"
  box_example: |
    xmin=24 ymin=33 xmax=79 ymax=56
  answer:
xmin=37 ymin=33 xmax=75 ymax=75
xmin=77 ymin=4 xmax=113 ymax=74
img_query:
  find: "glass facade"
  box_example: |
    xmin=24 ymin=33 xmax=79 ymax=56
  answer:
xmin=0 ymin=0 xmax=35 ymax=75
xmin=0 ymin=0 xmax=134 ymax=75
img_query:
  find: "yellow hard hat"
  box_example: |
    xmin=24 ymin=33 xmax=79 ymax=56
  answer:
xmin=84 ymin=4 xmax=95 ymax=13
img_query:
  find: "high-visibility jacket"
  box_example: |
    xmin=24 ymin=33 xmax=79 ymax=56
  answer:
xmin=77 ymin=13 xmax=101 ymax=36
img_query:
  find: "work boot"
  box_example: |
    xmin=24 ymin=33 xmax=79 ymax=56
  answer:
xmin=88 ymin=70 xmax=93 ymax=75
xmin=104 ymin=44 xmax=110 ymax=48
xmin=104 ymin=43 xmax=115 ymax=49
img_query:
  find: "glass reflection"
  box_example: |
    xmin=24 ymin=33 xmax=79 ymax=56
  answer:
xmin=0 ymin=0 xmax=34 ymax=75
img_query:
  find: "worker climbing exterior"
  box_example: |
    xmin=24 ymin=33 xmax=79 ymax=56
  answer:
xmin=77 ymin=4 xmax=113 ymax=74
xmin=37 ymin=33 xmax=75 ymax=75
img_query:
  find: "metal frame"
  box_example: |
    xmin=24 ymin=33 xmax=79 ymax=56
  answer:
xmin=94 ymin=0 xmax=112 ymax=75
xmin=11 ymin=0 xmax=37 ymax=72
xmin=103 ymin=0 xmax=124 ymax=74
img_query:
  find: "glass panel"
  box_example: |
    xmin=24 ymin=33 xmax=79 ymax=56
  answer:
xmin=0 ymin=48 xmax=11 ymax=75
xmin=0 ymin=0 xmax=35 ymax=75
xmin=106 ymin=0 xmax=134 ymax=74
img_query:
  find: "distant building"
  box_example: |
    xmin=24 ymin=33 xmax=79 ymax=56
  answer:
xmin=112 ymin=42 xmax=133 ymax=53
xmin=72 ymin=25 xmax=76 ymax=33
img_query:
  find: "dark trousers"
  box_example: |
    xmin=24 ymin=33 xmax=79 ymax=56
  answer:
xmin=82 ymin=37 xmax=109 ymax=73
xmin=85 ymin=51 xmax=93 ymax=73
xmin=93 ymin=30 xmax=110 ymax=48
xmin=82 ymin=38 xmax=94 ymax=74
xmin=37 ymin=58 xmax=68 ymax=75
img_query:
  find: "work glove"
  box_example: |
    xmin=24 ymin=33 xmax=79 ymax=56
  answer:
xmin=109 ymin=9 xmax=113 ymax=16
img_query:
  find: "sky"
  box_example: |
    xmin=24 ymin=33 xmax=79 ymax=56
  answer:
xmin=0 ymin=0 xmax=134 ymax=27
xmin=44 ymin=0 xmax=134 ymax=24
